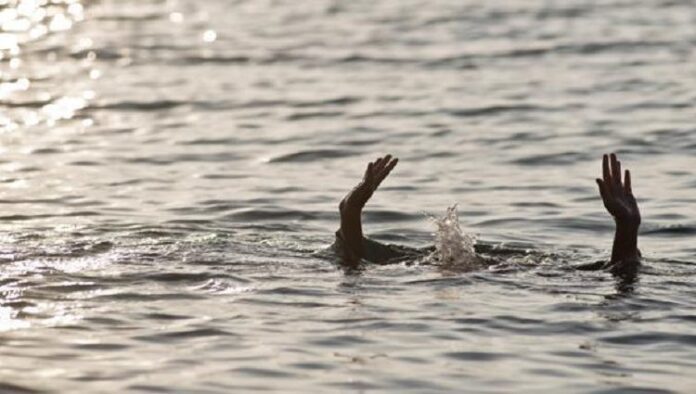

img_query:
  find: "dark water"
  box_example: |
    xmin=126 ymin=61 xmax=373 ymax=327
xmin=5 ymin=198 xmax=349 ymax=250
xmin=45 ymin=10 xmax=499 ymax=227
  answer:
xmin=0 ymin=0 xmax=695 ymax=392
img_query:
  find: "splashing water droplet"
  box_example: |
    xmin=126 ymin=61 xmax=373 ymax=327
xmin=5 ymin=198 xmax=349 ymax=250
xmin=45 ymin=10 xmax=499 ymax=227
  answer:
xmin=428 ymin=205 xmax=478 ymax=268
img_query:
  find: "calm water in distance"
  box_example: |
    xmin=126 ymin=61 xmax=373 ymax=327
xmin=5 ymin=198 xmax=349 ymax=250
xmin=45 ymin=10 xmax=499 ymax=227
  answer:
xmin=0 ymin=0 xmax=695 ymax=392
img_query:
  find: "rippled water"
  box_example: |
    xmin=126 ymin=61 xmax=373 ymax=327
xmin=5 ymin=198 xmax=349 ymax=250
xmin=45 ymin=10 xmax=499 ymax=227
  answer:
xmin=0 ymin=0 xmax=695 ymax=392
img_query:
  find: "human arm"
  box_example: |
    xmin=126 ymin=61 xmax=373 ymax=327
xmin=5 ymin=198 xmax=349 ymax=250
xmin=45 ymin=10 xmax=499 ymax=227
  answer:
xmin=337 ymin=155 xmax=398 ymax=266
xmin=595 ymin=153 xmax=641 ymax=272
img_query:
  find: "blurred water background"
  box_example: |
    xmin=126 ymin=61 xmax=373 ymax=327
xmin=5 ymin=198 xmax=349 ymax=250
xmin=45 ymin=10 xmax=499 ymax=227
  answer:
xmin=0 ymin=0 xmax=694 ymax=392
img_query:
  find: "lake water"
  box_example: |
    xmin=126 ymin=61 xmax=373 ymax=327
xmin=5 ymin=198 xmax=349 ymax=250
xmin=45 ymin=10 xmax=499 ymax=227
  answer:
xmin=0 ymin=0 xmax=695 ymax=392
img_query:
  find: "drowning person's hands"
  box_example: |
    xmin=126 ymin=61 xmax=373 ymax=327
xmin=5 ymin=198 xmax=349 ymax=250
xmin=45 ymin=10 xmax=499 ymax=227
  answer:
xmin=337 ymin=154 xmax=398 ymax=266
xmin=340 ymin=154 xmax=398 ymax=214
xmin=595 ymin=153 xmax=641 ymax=268
xmin=596 ymin=153 xmax=641 ymax=229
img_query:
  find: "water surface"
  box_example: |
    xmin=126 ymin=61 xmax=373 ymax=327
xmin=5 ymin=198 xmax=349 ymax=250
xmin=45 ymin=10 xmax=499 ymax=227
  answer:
xmin=0 ymin=0 xmax=695 ymax=392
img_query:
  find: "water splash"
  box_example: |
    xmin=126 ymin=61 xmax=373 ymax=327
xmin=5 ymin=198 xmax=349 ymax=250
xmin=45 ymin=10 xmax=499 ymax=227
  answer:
xmin=427 ymin=205 xmax=479 ymax=268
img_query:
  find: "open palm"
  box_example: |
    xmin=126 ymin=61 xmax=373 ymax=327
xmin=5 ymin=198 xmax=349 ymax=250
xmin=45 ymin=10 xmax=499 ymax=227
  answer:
xmin=340 ymin=155 xmax=398 ymax=213
xmin=596 ymin=153 xmax=641 ymax=227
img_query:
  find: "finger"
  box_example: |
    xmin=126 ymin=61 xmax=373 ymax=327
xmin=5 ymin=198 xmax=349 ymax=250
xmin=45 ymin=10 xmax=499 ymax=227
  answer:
xmin=616 ymin=161 xmax=622 ymax=189
xmin=374 ymin=159 xmax=398 ymax=189
xmin=610 ymin=153 xmax=619 ymax=180
xmin=374 ymin=156 xmax=387 ymax=174
xmin=610 ymin=153 xmax=622 ymax=192
xmin=364 ymin=162 xmax=374 ymax=182
xmin=387 ymin=157 xmax=398 ymax=173
xmin=379 ymin=157 xmax=398 ymax=181
xmin=596 ymin=179 xmax=609 ymax=202
xmin=602 ymin=154 xmax=611 ymax=185
xmin=373 ymin=157 xmax=382 ymax=169
xmin=624 ymin=169 xmax=632 ymax=195
xmin=376 ymin=155 xmax=394 ymax=175
xmin=380 ymin=154 xmax=392 ymax=171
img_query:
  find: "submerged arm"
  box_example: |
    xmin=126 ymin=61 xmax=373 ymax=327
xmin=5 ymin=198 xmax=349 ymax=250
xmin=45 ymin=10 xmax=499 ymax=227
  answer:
xmin=596 ymin=153 xmax=641 ymax=273
xmin=337 ymin=155 xmax=398 ymax=267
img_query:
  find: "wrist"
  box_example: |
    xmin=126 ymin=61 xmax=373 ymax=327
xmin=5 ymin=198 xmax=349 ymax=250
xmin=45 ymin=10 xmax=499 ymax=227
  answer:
xmin=340 ymin=205 xmax=363 ymax=218
xmin=614 ymin=218 xmax=640 ymax=231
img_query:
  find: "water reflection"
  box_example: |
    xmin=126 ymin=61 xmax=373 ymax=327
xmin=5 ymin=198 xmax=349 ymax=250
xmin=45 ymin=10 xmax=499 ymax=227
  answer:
xmin=611 ymin=270 xmax=638 ymax=298
xmin=1 ymin=0 xmax=88 ymax=132
xmin=0 ymin=0 xmax=84 ymax=47
xmin=0 ymin=304 xmax=30 ymax=330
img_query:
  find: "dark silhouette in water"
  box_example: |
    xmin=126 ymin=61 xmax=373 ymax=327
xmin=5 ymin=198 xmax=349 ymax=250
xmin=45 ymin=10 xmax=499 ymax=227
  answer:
xmin=334 ymin=155 xmax=426 ymax=266
xmin=577 ymin=153 xmax=641 ymax=276
xmin=335 ymin=153 xmax=641 ymax=276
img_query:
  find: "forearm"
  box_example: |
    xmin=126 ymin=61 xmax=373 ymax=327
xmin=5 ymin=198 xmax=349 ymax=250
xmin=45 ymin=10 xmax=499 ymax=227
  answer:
xmin=610 ymin=221 xmax=640 ymax=263
xmin=336 ymin=154 xmax=398 ymax=266
xmin=339 ymin=207 xmax=364 ymax=265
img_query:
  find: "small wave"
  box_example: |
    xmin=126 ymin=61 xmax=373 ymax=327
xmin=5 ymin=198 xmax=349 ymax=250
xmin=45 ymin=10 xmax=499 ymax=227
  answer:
xmin=73 ymin=343 xmax=130 ymax=351
xmin=431 ymin=39 xmax=675 ymax=64
xmin=0 ymin=214 xmax=54 ymax=221
xmin=495 ymin=40 xmax=673 ymax=59
xmin=133 ymin=328 xmax=235 ymax=343
xmin=338 ymin=54 xmax=418 ymax=64
xmin=495 ymin=47 xmax=552 ymax=58
xmin=448 ymin=104 xmax=548 ymax=118
xmin=268 ymin=149 xmax=356 ymax=163
xmin=643 ymin=225 xmax=696 ymax=236
xmin=0 ymin=99 xmax=53 ymax=108
xmin=227 ymin=207 xmax=317 ymax=221
xmin=174 ymin=52 xmax=307 ymax=66
xmin=178 ymin=55 xmax=252 ymax=65
xmin=511 ymin=151 xmax=589 ymax=166
xmin=443 ymin=351 xmax=509 ymax=361
xmin=290 ymin=96 xmax=360 ymax=108
xmin=94 ymin=13 xmax=164 ymax=22
xmin=176 ymin=137 xmax=239 ymax=146
xmin=557 ymin=39 xmax=673 ymax=55
xmin=286 ymin=110 xmax=344 ymax=121
xmin=93 ymin=292 xmax=204 ymax=301
xmin=70 ymin=48 xmax=125 ymax=60
xmin=89 ymin=100 xmax=191 ymax=111
xmin=122 ymin=152 xmax=241 ymax=165
xmin=230 ymin=367 xmax=298 ymax=379
xmin=600 ymin=332 xmax=696 ymax=346
xmin=0 ymin=383 xmax=43 ymax=394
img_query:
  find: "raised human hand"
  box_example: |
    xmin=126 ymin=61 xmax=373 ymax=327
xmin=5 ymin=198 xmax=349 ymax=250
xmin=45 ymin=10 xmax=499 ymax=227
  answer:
xmin=340 ymin=154 xmax=398 ymax=214
xmin=596 ymin=153 xmax=641 ymax=227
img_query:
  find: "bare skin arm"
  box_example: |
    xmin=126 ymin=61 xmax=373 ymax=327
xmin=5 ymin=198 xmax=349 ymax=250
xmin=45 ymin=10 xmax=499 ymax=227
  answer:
xmin=595 ymin=153 xmax=641 ymax=273
xmin=337 ymin=155 xmax=398 ymax=266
